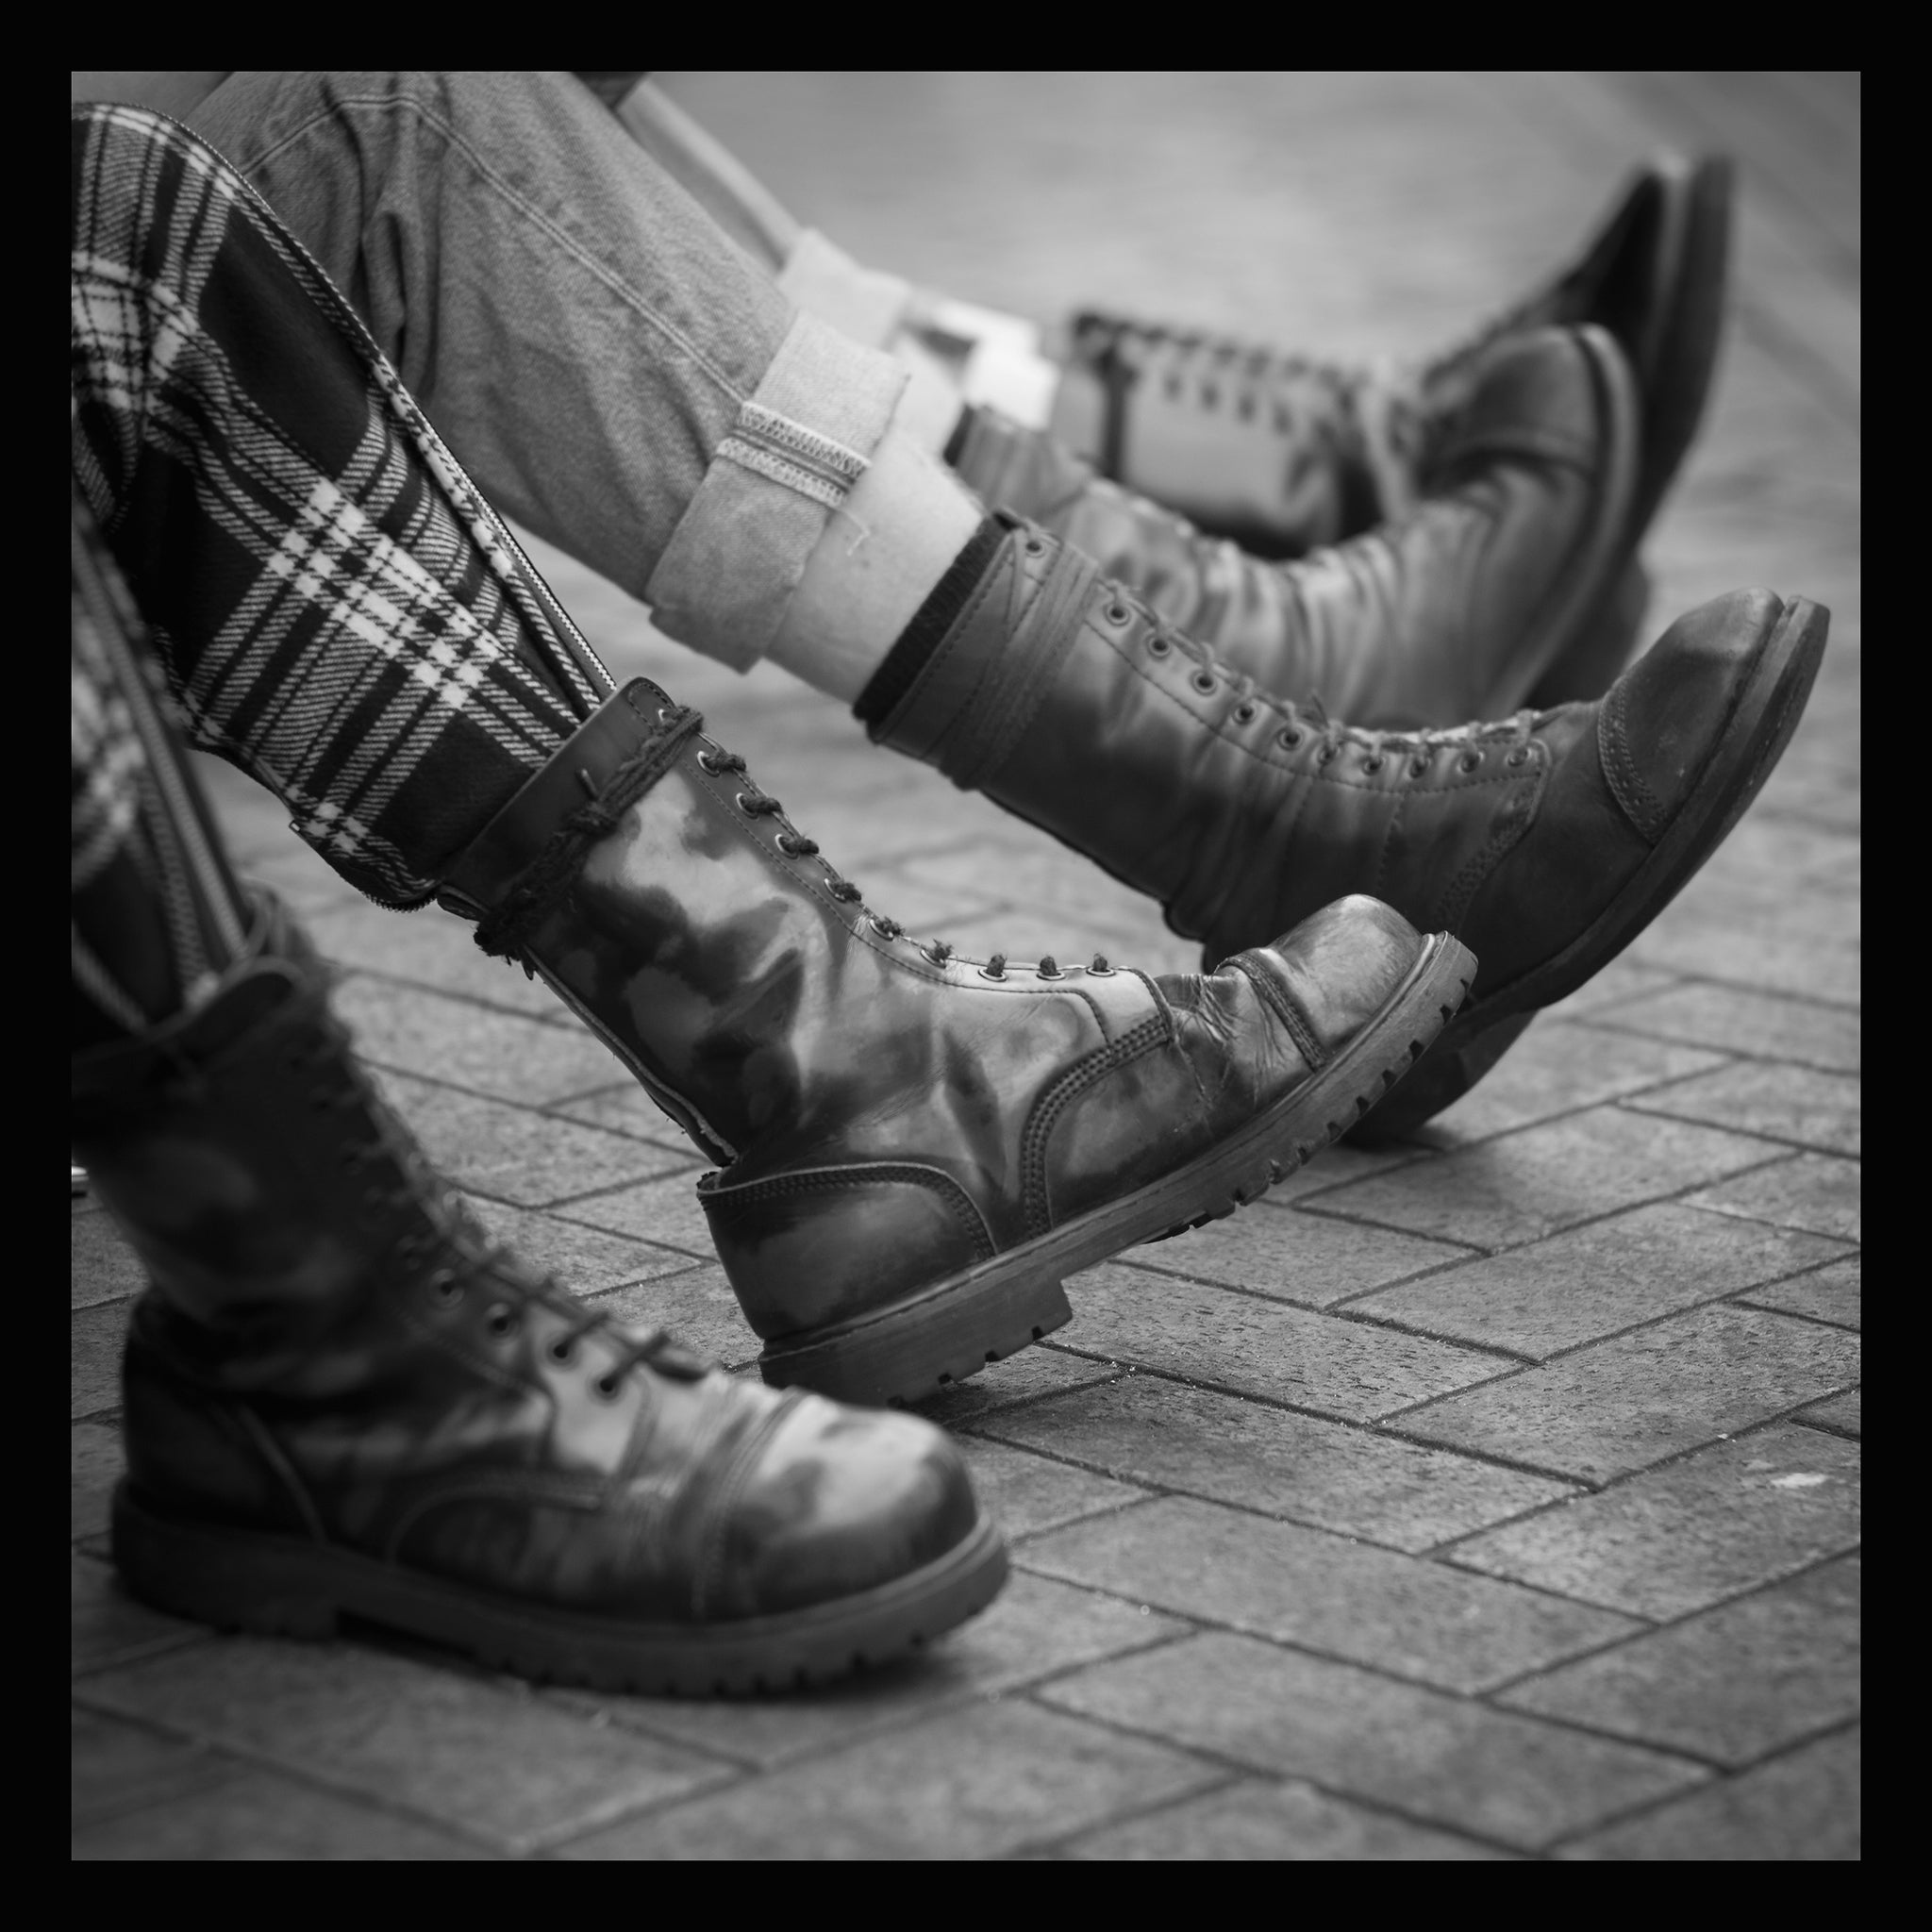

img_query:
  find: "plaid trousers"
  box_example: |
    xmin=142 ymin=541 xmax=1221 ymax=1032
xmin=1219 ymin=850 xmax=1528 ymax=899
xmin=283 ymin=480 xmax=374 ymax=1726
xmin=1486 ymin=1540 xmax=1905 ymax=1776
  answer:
xmin=71 ymin=103 xmax=613 ymax=912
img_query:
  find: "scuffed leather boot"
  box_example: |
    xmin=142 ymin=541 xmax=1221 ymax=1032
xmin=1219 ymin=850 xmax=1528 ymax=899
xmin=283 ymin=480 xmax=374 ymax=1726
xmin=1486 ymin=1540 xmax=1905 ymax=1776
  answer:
xmin=1048 ymin=156 xmax=1733 ymax=706
xmin=952 ymin=326 xmax=1638 ymax=731
xmin=439 ymin=684 xmax=1474 ymax=1405
xmin=73 ymin=897 xmax=1007 ymax=1694
xmin=867 ymin=520 xmax=1826 ymax=1141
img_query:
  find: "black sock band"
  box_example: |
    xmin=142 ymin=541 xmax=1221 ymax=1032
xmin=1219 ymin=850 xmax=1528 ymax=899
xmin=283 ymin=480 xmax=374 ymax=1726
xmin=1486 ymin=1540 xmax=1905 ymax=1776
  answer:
xmin=853 ymin=515 xmax=1005 ymax=727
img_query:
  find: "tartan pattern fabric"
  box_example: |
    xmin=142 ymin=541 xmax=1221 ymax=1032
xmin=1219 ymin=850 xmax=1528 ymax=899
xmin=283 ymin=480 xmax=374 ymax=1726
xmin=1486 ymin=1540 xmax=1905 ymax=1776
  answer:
xmin=70 ymin=103 xmax=612 ymax=908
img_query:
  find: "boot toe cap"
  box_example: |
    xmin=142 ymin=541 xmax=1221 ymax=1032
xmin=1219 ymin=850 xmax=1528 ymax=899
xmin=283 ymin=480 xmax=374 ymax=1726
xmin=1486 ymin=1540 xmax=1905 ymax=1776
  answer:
xmin=1241 ymin=894 xmax=1433 ymax=1056
xmin=717 ymin=1396 xmax=984 ymax=1620
xmin=1601 ymin=588 xmax=1795 ymax=838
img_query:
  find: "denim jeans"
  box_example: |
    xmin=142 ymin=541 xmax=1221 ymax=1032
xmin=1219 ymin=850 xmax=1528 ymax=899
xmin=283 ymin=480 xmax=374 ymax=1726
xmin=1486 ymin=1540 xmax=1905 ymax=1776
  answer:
xmin=191 ymin=72 xmax=912 ymax=672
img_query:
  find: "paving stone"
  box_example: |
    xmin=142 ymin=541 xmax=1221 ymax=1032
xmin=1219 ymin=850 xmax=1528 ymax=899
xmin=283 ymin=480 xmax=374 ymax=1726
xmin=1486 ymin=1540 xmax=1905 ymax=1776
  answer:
xmin=375 ymin=1071 xmax=677 ymax=1209
xmin=332 ymin=976 xmax=625 ymax=1105
xmin=307 ymin=897 xmax=560 ymax=1019
xmin=233 ymin=844 xmax=368 ymax=918
xmin=576 ymin=1573 xmax=1187 ymax=1773
xmin=1799 ymin=1388 xmax=1860 ymax=1437
xmin=1113 ymin=1206 xmax=1473 ymax=1309
xmin=1499 ymin=1556 xmax=1859 ymax=1763
xmin=544 ymin=1081 xmax=707 ymax=1151
xmin=1625 ymin=874 xmax=1861 ymax=1007
xmin=1300 ymin=1107 xmax=1780 ymax=1251
xmin=1685 ymin=1151 xmax=1862 ymax=1241
xmin=558 ymin=1698 xmax=1216 ymax=1859
xmin=1557 ymin=1724 xmax=1859 ymax=1860
xmin=1740 ymin=1253 xmax=1861 ymax=1330
xmin=585 ymin=1264 xmax=762 ymax=1370
xmin=73 ymin=1422 xmax=125 ymax=1542
xmin=1265 ymin=1139 xmax=1424 ymax=1205
xmin=1352 ymin=1204 xmax=1852 ymax=1360
xmin=1446 ymin=1424 xmax=1860 ymax=1619
xmin=1408 ymin=1022 xmax=1726 ymax=1147
xmin=71 ymin=1768 xmax=496 ymax=1860
xmin=72 ymin=1708 xmax=238 ymax=1828
xmin=1055 ymin=1263 xmax=1505 ymax=1421
xmin=955 ymin=1439 xmax=1152 ymax=1541
xmin=72 ymin=1300 xmax=130 ymax=1421
xmin=82 ymin=1638 xmax=733 ymax=1854
xmin=71 ymin=1554 xmax=203 ymax=1676
xmin=1584 ymin=981 xmax=1860 ymax=1074
xmin=1060 ymin=1776 xmax=1516 ymax=1859
xmin=979 ymin=1376 xmax=1575 ymax=1553
xmin=1538 ymin=957 xmax=1683 ymax=1021
xmin=1021 ymin=1495 xmax=1639 ymax=1693
xmin=915 ymin=1345 xmax=1124 ymax=1424
xmin=1040 ymin=1632 xmax=1703 ymax=1852
xmin=1625 ymin=1062 xmax=1861 ymax=1156
xmin=70 ymin=1208 xmax=145 ymax=1311
xmin=557 ymin=1167 xmax=724 ymax=1257
xmin=468 ymin=1201 xmax=699 ymax=1296
xmin=1398 ymin=1302 xmax=1860 ymax=1482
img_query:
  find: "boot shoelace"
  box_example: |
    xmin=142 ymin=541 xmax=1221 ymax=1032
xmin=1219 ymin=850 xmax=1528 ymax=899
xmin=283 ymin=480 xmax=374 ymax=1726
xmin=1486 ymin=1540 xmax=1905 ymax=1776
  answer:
xmin=1102 ymin=584 xmax=1542 ymax=778
xmin=1068 ymin=312 xmax=1430 ymax=497
xmin=292 ymin=1020 xmax=688 ymax=1395
xmin=694 ymin=739 xmax=1116 ymax=981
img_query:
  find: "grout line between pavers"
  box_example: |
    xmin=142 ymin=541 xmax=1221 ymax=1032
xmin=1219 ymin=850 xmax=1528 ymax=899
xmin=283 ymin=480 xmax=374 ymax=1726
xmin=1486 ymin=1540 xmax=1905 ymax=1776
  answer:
xmin=1535 ymin=1709 xmax=1863 ymax=1858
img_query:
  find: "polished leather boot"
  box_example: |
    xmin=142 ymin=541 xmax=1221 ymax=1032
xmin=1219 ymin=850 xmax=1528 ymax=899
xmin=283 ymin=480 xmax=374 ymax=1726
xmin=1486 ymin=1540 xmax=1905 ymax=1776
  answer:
xmin=1049 ymin=156 xmax=1733 ymax=706
xmin=952 ymin=327 xmax=1638 ymax=732
xmin=73 ymin=897 xmax=1007 ymax=1694
xmin=439 ymin=684 xmax=1474 ymax=1404
xmin=868 ymin=520 xmax=1826 ymax=1141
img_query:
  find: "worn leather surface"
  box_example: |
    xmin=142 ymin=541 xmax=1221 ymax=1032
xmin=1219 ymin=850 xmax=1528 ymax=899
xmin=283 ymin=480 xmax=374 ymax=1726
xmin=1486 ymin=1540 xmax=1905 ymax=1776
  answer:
xmin=874 ymin=523 xmax=1788 ymax=1012
xmin=958 ymin=329 xmax=1626 ymax=730
xmin=70 ymin=904 xmax=979 ymax=1623
xmin=443 ymin=683 xmax=1435 ymax=1342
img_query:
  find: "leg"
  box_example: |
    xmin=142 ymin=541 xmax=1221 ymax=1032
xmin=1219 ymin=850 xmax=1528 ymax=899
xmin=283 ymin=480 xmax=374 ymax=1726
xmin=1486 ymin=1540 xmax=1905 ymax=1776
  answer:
xmin=185 ymin=71 xmax=979 ymax=700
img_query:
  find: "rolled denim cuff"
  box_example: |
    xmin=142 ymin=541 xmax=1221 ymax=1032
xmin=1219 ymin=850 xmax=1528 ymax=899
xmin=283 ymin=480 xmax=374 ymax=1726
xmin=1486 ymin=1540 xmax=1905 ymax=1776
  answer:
xmin=776 ymin=228 xmax=915 ymax=350
xmin=645 ymin=310 xmax=908 ymax=671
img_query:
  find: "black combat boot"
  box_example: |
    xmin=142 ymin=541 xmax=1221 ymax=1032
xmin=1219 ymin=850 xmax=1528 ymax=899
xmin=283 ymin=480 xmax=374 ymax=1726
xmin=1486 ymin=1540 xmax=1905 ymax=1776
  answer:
xmin=73 ymin=896 xmax=1008 ymax=1693
xmin=439 ymin=684 xmax=1474 ymax=1404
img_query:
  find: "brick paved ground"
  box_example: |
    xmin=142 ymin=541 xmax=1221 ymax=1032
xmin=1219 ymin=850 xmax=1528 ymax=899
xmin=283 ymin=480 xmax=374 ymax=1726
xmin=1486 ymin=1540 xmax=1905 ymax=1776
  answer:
xmin=72 ymin=73 xmax=1859 ymax=1858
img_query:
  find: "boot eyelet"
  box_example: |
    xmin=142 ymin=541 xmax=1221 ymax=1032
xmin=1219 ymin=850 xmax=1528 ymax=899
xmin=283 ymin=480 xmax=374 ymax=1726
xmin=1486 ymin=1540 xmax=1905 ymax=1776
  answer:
xmin=1459 ymin=752 xmax=1484 ymax=774
xmin=696 ymin=750 xmax=722 ymax=774
xmin=1316 ymin=745 xmax=1340 ymax=767
xmin=658 ymin=707 xmax=679 ymax=726
xmin=485 ymin=1307 xmax=520 ymax=1338
xmin=1146 ymin=636 xmax=1172 ymax=658
xmin=775 ymin=834 xmax=800 ymax=857
xmin=1363 ymin=755 xmax=1386 ymax=774
xmin=548 ymin=1337 xmax=577 ymax=1365
xmin=591 ymin=1372 xmax=623 ymax=1401
xmin=1106 ymin=603 xmax=1131 ymax=625
xmin=425 ymin=1269 xmax=459 ymax=1304
xmin=1507 ymin=747 xmax=1531 ymax=767
xmin=1408 ymin=757 xmax=1430 ymax=779
xmin=978 ymin=963 xmax=1008 ymax=982
xmin=1035 ymin=957 xmax=1064 ymax=979
xmin=735 ymin=791 xmax=758 ymax=814
xmin=1233 ymin=701 xmax=1258 ymax=724
xmin=1023 ymin=537 xmax=1047 ymax=558
xmin=1088 ymin=957 xmax=1116 ymax=976
xmin=1191 ymin=671 xmax=1218 ymax=696
xmin=868 ymin=915 xmax=899 ymax=941
xmin=1278 ymin=727 xmax=1302 ymax=749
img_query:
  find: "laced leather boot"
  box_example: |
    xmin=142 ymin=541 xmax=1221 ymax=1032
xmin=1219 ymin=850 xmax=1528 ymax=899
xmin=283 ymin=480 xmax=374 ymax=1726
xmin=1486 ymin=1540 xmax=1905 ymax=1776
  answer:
xmin=868 ymin=519 xmax=1827 ymax=1141
xmin=73 ymin=897 xmax=1007 ymax=1694
xmin=953 ymin=326 xmax=1638 ymax=732
xmin=439 ymin=683 xmax=1474 ymax=1405
xmin=1047 ymin=157 xmax=1733 ymax=707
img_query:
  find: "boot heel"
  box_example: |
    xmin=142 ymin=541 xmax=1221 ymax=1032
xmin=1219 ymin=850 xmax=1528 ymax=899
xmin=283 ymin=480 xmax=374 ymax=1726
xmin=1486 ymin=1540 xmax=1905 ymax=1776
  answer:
xmin=110 ymin=1483 xmax=341 ymax=1640
xmin=758 ymin=1269 xmax=1073 ymax=1407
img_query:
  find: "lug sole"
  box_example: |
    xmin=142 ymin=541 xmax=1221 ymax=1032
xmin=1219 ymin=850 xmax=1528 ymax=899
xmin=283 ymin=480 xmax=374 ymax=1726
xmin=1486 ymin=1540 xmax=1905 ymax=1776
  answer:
xmin=759 ymin=932 xmax=1474 ymax=1406
xmin=109 ymin=1483 xmax=1009 ymax=1697
xmin=1353 ymin=594 xmax=1827 ymax=1144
